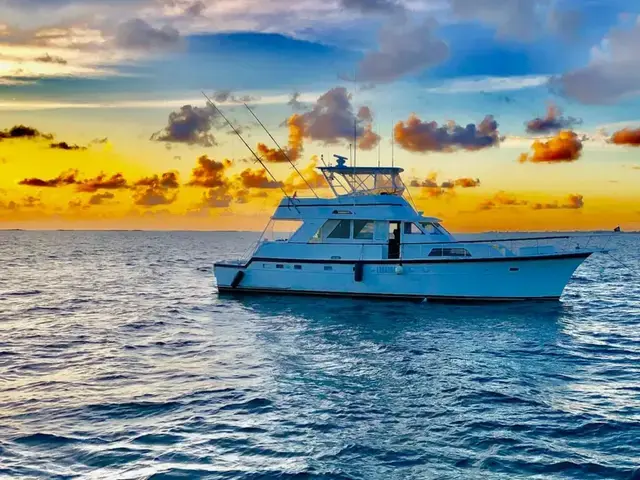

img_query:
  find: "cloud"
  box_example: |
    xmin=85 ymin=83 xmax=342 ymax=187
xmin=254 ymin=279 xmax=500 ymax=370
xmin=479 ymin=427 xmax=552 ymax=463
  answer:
xmin=357 ymin=18 xmax=449 ymax=83
xmin=531 ymin=194 xmax=584 ymax=210
xmin=449 ymin=0 xmax=565 ymax=41
xmin=287 ymin=92 xmax=305 ymax=111
xmin=210 ymin=90 xmax=258 ymax=103
xmin=35 ymin=53 xmax=68 ymax=64
xmin=477 ymin=191 xmax=528 ymax=211
xmin=132 ymin=170 xmax=180 ymax=207
xmin=76 ymin=173 xmax=128 ymax=192
xmin=357 ymin=106 xmax=373 ymax=122
xmin=50 ymin=141 xmax=87 ymax=150
xmin=0 ymin=92 xmax=323 ymax=111
xmin=134 ymin=171 xmax=180 ymax=189
xmin=185 ymin=0 xmax=206 ymax=16
xmin=339 ymin=0 xmax=402 ymax=14
xmin=200 ymin=187 xmax=232 ymax=208
xmin=425 ymin=75 xmax=551 ymax=94
xmin=358 ymin=124 xmax=381 ymax=150
xmin=610 ymin=127 xmax=640 ymax=146
xmin=551 ymin=16 xmax=640 ymax=104
xmin=525 ymin=104 xmax=582 ymax=134
xmin=518 ymin=130 xmax=583 ymax=163
xmin=114 ymin=18 xmax=182 ymax=51
xmin=187 ymin=155 xmax=232 ymax=187
xmin=257 ymin=113 xmax=304 ymax=162
xmin=237 ymin=169 xmax=283 ymax=189
xmin=88 ymin=192 xmax=115 ymax=205
xmin=19 ymin=170 xmax=79 ymax=187
xmin=285 ymin=87 xmax=380 ymax=151
xmin=453 ymin=177 xmax=481 ymax=188
xmin=0 ymin=125 xmax=52 ymax=141
xmin=22 ymin=195 xmax=43 ymax=208
xmin=0 ymin=199 xmax=20 ymax=211
xmin=283 ymin=155 xmax=327 ymax=192
xmin=90 ymin=137 xmax=109 ymax=144
xmin=410 ymin=172 xmax=481 ymax=198
xmin=394 ymin=114 xmax=500 ymax=153
xmin=133 ymin=187 xmax=178 ymax=207
xmin=547 ymin=8 xmax=582 ymax=41
xmin=151 ymin=104 xmax=220 ymax=147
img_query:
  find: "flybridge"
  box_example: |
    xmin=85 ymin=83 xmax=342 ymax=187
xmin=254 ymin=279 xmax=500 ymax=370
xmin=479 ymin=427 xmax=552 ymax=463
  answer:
xmin=319 ymin=155 xmax=406 ymax=198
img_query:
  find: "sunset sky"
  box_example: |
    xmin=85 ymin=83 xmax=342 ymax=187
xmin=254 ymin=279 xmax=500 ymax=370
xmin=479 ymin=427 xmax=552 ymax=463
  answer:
xmin=1 ymin=0 xmax=639 ymax=232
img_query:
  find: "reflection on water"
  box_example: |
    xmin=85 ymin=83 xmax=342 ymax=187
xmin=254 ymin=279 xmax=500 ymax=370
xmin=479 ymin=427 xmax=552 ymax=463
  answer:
xmin=0 ymin=231 xmax=638 ymax=479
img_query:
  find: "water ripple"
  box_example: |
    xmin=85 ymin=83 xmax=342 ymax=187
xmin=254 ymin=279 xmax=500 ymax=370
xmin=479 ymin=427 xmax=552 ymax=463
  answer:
xmin=0 ymin=231 xmax=638 ymax=479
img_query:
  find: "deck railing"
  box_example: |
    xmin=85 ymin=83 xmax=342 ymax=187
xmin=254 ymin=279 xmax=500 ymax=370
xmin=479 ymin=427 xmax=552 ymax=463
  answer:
xmin=451 ymin=234 xmax=614 ymax=257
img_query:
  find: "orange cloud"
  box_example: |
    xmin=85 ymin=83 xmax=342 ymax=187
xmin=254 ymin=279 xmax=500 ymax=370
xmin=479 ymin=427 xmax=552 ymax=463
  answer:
xmin=478 ymin=191 xmax=528 ymax=211
xmin=284 ymin=155 xmax=328 ymax=193
xmin=76 ymin=173 xmax=128 ymax=193
xmin=134 ymin=171 xmax=180 ymax=189
xmin=187 ymin=155 xmax=232 ymax=187
xmin=237 ymin=169 xmax=283 ymax=189
xmin=532 ymin=194 xmax=584 ymax=210
xmin=519 ymin=130 xmax=583 ymax=163
xmin=453 ymin=177 xmax=481 ymax=188
xmin=200 ymin=187 xmax=232 ymax=208
xmin=19 ymin=170 xmax=79 ymax=187
xmin=88 ymin=192 xmax=115 ymax=205
xmin=257 ymin=113 xmax=304 ymax=163
xmin=610 ymin=127 xmax=640 ymax=146
xmin=358 ymin=124 xmax=381 ymax=151
xmin=410 ymin=173 xmax=481 ymax=198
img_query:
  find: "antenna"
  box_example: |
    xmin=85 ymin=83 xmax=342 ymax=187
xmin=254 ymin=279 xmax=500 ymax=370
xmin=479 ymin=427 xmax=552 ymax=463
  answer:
xmin=201 ymin=92 xmax=291 ymax=201
xmin=391 ymin=121 xmax=395 ymax=168
xmin=377 ymin=123 xmax=381 ymax=167
xmin=353 ymin=117 xmax=357 ymax=169
xmin=243 ymin=103 xmax=318 ymax=198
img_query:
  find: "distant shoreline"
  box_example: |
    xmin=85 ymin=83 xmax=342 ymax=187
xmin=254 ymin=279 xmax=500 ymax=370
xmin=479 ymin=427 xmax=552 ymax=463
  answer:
xmin=1 ymin=229 xmax=638 ymax=234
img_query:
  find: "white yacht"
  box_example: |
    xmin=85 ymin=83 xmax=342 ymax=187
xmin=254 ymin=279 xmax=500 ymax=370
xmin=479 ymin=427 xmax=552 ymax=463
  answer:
xmin=214 ymin=155 xmax=604 ymax=302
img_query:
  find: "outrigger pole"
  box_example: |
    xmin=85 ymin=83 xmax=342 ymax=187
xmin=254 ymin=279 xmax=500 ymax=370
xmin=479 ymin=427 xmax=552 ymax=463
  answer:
xmin=243 ymin=103 xmax=318 ymax=198
xmin=201 ymin=92 xmax=292 ymax=202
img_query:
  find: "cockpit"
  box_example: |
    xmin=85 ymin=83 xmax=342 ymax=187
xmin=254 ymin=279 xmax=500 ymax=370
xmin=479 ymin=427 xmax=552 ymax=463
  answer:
xmin=319 ymin=155 xmax=406 ymax=197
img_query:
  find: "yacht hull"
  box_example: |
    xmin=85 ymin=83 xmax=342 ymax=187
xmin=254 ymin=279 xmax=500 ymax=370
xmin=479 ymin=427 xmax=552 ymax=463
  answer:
xmin=214 ymin=252 xmax=591 ymax=302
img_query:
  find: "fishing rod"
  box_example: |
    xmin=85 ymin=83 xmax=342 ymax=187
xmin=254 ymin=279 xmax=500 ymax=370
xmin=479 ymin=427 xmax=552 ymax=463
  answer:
xmin=243 ymin=103 xmax=318 ymax=198
xmin=201 ymin=92 xmax=292 ymax=203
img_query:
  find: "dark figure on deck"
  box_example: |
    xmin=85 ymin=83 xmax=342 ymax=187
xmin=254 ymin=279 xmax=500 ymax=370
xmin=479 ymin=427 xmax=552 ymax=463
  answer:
xmin=389 ymin=227 xmax=401 ymax=259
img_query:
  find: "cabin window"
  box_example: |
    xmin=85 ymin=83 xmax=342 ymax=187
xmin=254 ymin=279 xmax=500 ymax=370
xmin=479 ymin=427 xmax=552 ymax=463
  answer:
xmin=420 ymin=222 xmax=444 ymax=235
xmin=428 ymin=247 xmax=471 ymax=257
xmin=404 ymin=223 xmax=424 ymax=235
xmin=327 ymin=219 xmax=352 ymax=239
xmin=354 ymin=220 xmax=375 ymax=239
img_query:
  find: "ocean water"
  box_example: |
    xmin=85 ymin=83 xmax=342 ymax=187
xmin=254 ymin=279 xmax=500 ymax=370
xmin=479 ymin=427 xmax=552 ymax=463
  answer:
xmin=0 ymin=231 xmax=639 ymax=480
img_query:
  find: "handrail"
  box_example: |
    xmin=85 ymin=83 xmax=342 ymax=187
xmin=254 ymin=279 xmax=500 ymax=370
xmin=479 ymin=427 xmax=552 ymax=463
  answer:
xmin=458 ymin=235 xmax=572 ymax=244
xmin=285 ymin=235 xmax=576 ymax=246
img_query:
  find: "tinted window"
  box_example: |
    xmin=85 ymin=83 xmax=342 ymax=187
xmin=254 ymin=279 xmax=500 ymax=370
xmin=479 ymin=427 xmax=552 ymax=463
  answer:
xmin=404 ymin=223 xmax=423 ymax=235
xmin=421 ymin=222 xmax=443 ymax=234
xmin=428 ymin=247 xmax=471 ymax=257
xmin=354 ymin=220 xmax=375 ymax=239
xmin=327 ymin=219 xmax=351 ymax=239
